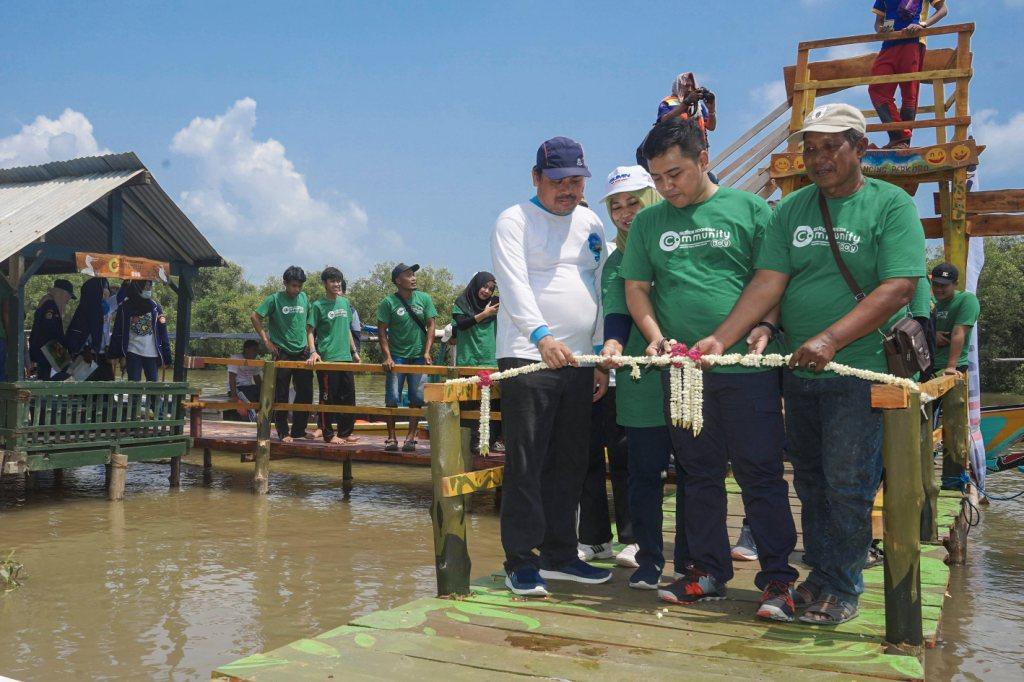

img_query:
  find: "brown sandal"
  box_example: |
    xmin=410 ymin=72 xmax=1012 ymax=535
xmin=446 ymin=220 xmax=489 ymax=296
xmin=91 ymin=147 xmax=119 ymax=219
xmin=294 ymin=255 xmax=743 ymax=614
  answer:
xmin=799 ymin=593 xmax=859 ymax=625
xmin=792 ymin=581 xmax=822 ymax=609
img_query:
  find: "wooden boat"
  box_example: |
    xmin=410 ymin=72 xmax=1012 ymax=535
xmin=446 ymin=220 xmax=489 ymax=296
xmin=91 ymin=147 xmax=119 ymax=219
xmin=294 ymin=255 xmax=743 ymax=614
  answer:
xmin=981 ymin=403 xmax=1024 ymax=471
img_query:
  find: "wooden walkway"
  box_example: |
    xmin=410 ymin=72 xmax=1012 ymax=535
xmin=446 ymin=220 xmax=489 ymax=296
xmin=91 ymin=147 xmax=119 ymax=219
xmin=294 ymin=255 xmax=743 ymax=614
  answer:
xmin=212 ymin=482 xmax=963 ymax=681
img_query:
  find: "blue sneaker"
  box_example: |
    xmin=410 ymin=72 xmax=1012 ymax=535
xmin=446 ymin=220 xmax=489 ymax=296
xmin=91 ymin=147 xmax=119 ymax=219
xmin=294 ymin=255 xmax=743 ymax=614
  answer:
xmin=629 ymin=565 xmax=662 ymax=590
xmin=539 ymin=558 xmax=612 ymax=584
xmin=505 ymin=568 xmax=549 ymax=597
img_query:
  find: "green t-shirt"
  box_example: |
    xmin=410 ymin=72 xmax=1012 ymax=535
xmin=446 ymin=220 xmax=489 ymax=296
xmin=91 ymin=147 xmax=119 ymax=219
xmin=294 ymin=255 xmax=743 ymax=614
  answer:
xmin=933 ymin=290 xmax=980 ymax=369
xmin=255 ymin=291 xmax=309 ymax=355
xmin=756 ymin=178 xmax=926 ymax=378
xmin=619 ymin=186 xmax=774 ymax=374
xmin=602 ymin=248 xmax=665 ymax=427
xmin=308 ymin=296 xmax=354 ymax=362
xmin=453 ymin=303 xmax=496 ymax=367
xmin=376 ymin=290 xmax=437 ymax=358
xmin=885 ymin=269 xmax=931 ymax=329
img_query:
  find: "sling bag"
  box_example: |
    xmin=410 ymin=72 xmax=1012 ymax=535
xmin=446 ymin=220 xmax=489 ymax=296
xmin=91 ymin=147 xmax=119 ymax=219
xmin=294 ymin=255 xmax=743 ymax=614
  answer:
xmin=817 ymin=191 xmax=931 ymax=378
xmin=395 ymin=293 xmax=429 ymax=339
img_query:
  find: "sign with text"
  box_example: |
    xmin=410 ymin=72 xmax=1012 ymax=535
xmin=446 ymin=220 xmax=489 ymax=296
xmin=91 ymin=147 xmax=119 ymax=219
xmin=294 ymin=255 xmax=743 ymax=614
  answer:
xmin=75 ymin=252 xmax=170 ymax=282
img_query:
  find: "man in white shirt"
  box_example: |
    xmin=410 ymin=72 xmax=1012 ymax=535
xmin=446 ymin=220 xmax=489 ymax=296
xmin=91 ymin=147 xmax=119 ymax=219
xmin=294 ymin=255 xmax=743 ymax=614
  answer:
xmin=491 ymin=136 xmax=611 ymax=597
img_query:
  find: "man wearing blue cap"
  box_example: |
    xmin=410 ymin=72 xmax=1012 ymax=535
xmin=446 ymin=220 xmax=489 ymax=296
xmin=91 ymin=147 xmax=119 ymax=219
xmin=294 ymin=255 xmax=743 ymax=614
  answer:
xmin=491 ymin=136 xmax=611 ymax=596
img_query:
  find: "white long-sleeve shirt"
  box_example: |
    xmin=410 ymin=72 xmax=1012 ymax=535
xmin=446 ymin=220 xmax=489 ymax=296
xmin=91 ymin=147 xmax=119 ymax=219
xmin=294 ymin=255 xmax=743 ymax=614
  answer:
xmin=491 ymin=199 xmax=606 ymax=361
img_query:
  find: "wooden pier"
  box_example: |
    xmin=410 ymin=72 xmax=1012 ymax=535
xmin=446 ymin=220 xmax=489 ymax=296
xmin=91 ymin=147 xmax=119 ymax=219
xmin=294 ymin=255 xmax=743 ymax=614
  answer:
xmin=213 ymin=484 xmax=964 ymax=681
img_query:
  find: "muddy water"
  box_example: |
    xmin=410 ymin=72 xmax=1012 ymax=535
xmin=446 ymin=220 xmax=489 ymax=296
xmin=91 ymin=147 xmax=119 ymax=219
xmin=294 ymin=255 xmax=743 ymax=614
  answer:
xmin=2 ymin=446 xmax=1023 ymax=679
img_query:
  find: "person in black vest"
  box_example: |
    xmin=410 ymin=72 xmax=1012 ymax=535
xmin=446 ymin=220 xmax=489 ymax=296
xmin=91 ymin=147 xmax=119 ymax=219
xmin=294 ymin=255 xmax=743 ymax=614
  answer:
xmin=29 ymin=279 xmax=76 ymax=380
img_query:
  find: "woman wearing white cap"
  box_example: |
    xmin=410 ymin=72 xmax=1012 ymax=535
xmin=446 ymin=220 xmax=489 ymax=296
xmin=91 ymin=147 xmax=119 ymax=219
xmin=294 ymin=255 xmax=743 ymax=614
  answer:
xmin=595 ymin=166 xmax=690 ymax=588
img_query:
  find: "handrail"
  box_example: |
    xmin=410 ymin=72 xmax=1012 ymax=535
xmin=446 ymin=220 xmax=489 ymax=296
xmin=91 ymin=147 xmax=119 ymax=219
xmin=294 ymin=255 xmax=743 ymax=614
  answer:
xmin=797 ymin=22 xmax=973 ymax=51
xmin=187 ymin=355 xmax=488 ymax=376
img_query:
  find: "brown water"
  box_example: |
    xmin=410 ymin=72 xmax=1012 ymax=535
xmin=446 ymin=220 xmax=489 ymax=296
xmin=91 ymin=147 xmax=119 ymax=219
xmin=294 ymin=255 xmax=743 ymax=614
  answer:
xmin=2 ymin=441 xmax=1023 ymax=678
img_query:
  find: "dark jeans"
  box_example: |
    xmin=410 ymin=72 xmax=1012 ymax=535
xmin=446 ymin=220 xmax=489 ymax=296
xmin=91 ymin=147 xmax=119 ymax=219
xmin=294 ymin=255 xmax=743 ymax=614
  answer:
xmin=626 ymin=424 xmax=689 ymax=574
xmin=498 ymin=358 xmax=592 ymax=573
xmin=318 ymin=368 xmax=356 ymax=440
xmin=274 ymin=350 xmax=313 ymax=439
xmin=579 ymin=387 xmax=633 ymax=545
xmin=36 ymin=358 xmax=55 ymax=381
xmin=783 ymin=372 xmax=883 ymax=605
xmin=665 ymin=370 xmax=798 ymax=589
xmin=126 ymin=353 xmax=159 ymax=381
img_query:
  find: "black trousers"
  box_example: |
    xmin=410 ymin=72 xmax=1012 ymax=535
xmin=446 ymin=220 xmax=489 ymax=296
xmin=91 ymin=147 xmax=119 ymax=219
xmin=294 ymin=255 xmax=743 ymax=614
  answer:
xmin=318 ymin=368 xmax=356 ymax=440
xmin=498 ymin=358 xmax=593 ymax=573
xmin=274 ymin=350 xmax=313 ymax=439
xmin=579 ymin=387 xmax=633 ymax=545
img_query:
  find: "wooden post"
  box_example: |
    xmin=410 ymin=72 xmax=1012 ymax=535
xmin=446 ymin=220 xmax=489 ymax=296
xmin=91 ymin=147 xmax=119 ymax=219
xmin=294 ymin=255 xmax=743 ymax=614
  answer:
xmin=342 ymin=457 xmax=353 ymax=494
xmin=169 ymin=456 xmax=180 ymax=488
xmin=941 ymin=378 xmax=969 ymax=484
xmin=881 ymin=390 xmax=924 ymax=651
xmin=253 ymin=360 xmax=277 ymax=495
xmin=203 ymin=447 xmax=212 ymax=469
xmin=427 ymin=399 xmax=471 ymax=597
xmin=108 ymin=452 xmax=128 ymax=501
xmin=189 ymin=392 xmax=203 ymax=439
xmin=460 ymin=426 xmax=473 ymax=513
xmin=920 ymin=403 xmax=939 ymax=543
xmin=173 ymin=265 xmax=195 ymax=382
xmin=53 ymin=468 xmax=64 ymax=487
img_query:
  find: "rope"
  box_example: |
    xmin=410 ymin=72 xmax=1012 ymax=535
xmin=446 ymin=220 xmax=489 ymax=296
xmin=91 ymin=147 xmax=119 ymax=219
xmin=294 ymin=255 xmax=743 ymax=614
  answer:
xmin=450 ymin=350 xmax=931 ymax=455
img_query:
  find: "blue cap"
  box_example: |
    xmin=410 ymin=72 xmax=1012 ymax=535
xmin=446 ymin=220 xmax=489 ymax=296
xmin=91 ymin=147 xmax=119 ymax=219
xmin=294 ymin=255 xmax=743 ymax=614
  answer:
xmin=535 ymin=136 xmax=591 ymax=180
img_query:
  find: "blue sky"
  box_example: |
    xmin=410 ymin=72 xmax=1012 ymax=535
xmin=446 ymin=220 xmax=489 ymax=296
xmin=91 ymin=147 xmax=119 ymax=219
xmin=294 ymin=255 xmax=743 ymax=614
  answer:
xmin=2 ymin=0 xmax=1022 ymax=284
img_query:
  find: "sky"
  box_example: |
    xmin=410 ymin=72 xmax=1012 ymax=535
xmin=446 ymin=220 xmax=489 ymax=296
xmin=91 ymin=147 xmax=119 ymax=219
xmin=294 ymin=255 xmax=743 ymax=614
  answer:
xmin=2 ymin=0 xmax=1023 ymax=285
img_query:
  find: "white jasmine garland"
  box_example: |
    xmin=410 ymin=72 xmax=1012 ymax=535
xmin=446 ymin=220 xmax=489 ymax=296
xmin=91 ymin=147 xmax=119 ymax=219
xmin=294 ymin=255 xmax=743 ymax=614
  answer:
xmin=478 ymin=385 xmax=491 ymax=455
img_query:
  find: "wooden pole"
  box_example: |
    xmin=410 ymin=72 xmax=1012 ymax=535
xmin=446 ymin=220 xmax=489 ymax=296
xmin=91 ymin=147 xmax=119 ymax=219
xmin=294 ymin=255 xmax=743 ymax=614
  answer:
xmin=169 ymin=456 xmax=181 ymax=488
xmin=189 ymin=392 xmax=203 ymax=438
xmin=427 ymin=399 xmax=471 ymax=597
xmin=108 ymin=452 xmax=128 ymax=501
xmin=881 ymin=390 xmax=924 ymax=651
xmin=342 ymin=457 xmax=353 ymax=494
xmin=253 ymin=360 xmax=277 ymax=495
xmin=53 ymin=468 xmax=64 ymax=487
xmin=920 ymin=403 xmax=940 ymax=543
xmin=203 ymin=447 xmax=212 ymax=469
xmin=941 ymin=378 xmax=969 ymax=484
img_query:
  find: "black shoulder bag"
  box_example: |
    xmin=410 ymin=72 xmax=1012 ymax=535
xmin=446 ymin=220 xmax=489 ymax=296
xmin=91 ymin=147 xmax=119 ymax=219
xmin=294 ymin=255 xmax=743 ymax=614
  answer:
xmin=817 ymin=191 xmax=931 ymax=378
xmin=396 ymin=294 xmax=429 ymax=339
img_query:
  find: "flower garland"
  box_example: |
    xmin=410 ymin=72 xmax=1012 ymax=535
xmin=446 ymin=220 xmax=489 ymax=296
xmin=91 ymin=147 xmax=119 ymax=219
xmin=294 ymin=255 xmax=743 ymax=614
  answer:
xmin=456 ymin=353 xmax=928 ymax=455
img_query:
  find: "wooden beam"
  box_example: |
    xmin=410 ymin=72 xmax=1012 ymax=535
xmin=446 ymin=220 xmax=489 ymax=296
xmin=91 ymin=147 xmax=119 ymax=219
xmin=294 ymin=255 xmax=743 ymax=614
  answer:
xmin=865 ymin=116 xmax=970 ymax=133
xmin=920 ymin=374 xmax=959 ymax=400
xmin=784 ymin=49 xmax=956 ymax=101
xmin=423 ymin=382 xmax=500 ymax=402
xmin=188 ymin=355 xmax=488 ymax=376
xmin=967 ymin=214 xmax=1024 ymax=237
xmin=709 ymin=101 xmax=789 ymax=172
xmin=719 ymin=122 xmax=790 ymax=187
xmin=795 ymin=67 xmax=972 ymax=92
xmin=440 ymin=466 xmax=504 ymax=498
xmin=871 ymin=384 xmax=909 ymax=410
xmin=932 ymin=189 xmax=1024 ymax=215
xmin=797 ymin=22 xmax=973 ymax=50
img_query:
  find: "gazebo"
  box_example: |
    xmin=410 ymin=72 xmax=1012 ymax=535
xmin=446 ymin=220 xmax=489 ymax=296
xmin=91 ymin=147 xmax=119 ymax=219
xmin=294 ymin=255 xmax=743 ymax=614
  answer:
xmin=0 ymin=152 xmax=222 ymax=482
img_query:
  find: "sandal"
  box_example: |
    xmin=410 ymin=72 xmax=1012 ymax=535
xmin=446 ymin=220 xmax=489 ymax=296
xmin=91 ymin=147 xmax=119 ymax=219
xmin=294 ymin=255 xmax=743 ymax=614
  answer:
xmin=402 ymin=439 xmax=418 ymax=452
xmin=799 ymin=593 xmax=859 ymax=625
xmin=792 ymin=581 xmax=822 ymax=609
xmin=865 ymin=541 xmax=884 ymax=570
xmin=384 ymin=438 xmax=399 ymax=452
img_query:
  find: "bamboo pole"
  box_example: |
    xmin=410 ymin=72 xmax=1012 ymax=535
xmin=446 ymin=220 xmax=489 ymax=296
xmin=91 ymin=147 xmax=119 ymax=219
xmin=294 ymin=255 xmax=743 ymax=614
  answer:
xmin=253 ymin=360 xmax=277 ymax=495
xmin=108 ymin=452 xmax=128 ymax=502
xmin=427 ymin=399 xmax=471 ymax=597
xmin=920 ymin=403 xmax=940 ymax=543
xmin=881 ymin=389 xmax=924 ymax=650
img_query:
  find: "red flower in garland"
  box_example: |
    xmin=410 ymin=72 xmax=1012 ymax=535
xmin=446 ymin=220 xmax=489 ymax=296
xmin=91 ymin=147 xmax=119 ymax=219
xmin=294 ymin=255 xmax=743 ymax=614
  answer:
xmin=687 ymin=348 xmax=703 ymax=361
xmin=477 ymin=370 xmax=493 ymax=387
xmin=669 ymin=342 xmax=688 ymax=357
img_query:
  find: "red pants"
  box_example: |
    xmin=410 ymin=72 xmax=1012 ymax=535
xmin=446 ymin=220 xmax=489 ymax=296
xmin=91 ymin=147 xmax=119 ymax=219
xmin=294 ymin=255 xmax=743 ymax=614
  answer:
xmin=869 ymin=42 xmax=926 ymax=142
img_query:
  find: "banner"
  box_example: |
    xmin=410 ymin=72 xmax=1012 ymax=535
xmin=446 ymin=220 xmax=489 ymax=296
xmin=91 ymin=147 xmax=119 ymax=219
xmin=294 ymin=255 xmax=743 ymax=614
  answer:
xmin=964 ymin=168 xmax=986 ymax=491
xmin=76 ymin=252 xmax=170 ymax=282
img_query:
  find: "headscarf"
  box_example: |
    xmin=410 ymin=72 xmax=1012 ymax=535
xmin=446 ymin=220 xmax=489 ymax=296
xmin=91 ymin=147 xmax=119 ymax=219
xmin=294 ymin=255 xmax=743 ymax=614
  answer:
xmin=454 ymin=271 xmax=496 ymax=317
xmin=123 ymin=279 xmax=152 ymax=316
xmin=604 ymin=188 xmax=661 ymax=254
xmin=64 ymin=277 xmax=109 ymax=355
xmin=671 ymin=72 xmax=698 ymax=99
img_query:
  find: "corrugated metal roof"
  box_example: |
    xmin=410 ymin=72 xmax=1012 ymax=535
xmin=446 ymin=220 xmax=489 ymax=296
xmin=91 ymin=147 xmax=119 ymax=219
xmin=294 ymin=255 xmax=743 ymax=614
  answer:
xmin=0 ymin=152 xmax=223 ymax=270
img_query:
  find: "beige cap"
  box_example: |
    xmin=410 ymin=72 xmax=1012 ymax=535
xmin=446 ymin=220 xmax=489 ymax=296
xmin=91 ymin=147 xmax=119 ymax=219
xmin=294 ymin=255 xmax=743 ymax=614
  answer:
xmin=788 ymin=103 xmax=866 ymax=144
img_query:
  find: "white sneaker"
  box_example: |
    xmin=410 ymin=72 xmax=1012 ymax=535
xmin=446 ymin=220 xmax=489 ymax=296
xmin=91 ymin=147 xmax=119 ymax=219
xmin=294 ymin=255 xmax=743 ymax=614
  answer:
xmin=577 ymin=542 xmax=614 ymax=562
xmin=615 ymin=543 xmax=640 ymax=568
xmin=731 ymin=524 xmax=758 ymax=561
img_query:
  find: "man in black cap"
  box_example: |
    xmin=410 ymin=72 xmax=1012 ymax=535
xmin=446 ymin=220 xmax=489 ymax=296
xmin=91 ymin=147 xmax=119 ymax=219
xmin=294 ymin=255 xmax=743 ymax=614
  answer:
xmin=930 ymin=263 xmax=979 ymax=376
xmin=29 ymin=279 xmax=76 ymax=380
xmin=491 ymin=136 xmax=611 ymax=596
xmin=376 ymin=262 xmax=437 ymax=451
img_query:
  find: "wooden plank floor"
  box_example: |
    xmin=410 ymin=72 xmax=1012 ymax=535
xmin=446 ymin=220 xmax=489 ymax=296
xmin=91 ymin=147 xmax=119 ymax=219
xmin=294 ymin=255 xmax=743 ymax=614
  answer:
xmin=212 ymin=482 xmax=964 ymax=681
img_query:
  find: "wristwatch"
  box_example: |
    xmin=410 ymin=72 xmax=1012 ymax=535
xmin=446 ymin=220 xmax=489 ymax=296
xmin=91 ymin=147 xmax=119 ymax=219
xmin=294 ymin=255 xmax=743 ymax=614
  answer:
xmin=753 ymin=321 xmax=779 ymax=341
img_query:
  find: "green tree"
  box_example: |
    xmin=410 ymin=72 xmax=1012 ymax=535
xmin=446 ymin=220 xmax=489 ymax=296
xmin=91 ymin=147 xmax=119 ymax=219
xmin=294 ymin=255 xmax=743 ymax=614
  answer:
xmin=974 ymin=238 xmax=1024 ymax=394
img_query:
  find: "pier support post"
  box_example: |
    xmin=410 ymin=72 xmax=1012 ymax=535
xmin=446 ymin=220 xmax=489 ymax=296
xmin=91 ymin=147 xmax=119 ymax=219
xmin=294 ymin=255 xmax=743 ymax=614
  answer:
xmin=108 ymin=452 xmax=128 ymax=501
xmin=203 ymin=447 xmax=212 ymax=469
xmin=427 ymin=399 xmax=471 ymax=597
xmin=53 ymin=468 xmax=64 ymax=488
xmin=253 ymin=360 xmax=276 ymax=495
xmin=920 ymin=403 xmax=939 ymax=543
xmin=169 ymin=456 xmax=181 ymax=488
xmin=941 ymin=377 xmax=968 ymax=485
xmin=342 ymin=457 xmax=353 ymax=494
xmin=881 ymin=390 xmax=924 ymax=651
xmin=189 ymin=392 xmax=203 ymax=438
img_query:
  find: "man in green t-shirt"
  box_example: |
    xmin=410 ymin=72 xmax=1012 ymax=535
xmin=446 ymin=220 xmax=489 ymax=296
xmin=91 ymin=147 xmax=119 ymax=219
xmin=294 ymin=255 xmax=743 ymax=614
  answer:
xmin=307 ymin=267 xmax=361 ymax=444
xmin=930 ymin=263 xmax=980 ymax=375
xmin=620 ymin=119 xmax=797 ymax=620
xmin=696 ymin=103 xmax=925 ymax=625
xmin=376 ymin=263 xmax=437 ymax=451
xmin=251 ymin=265 xmax=315 ymax=442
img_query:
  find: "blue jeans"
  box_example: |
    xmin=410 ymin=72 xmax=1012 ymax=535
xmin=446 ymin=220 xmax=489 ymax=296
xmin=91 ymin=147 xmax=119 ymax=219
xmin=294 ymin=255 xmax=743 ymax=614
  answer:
xmin=126 ymin=353 xmax=159 ymax=381
xmin=626 ymin=425 xmax=689 ymax=575
xmin=384 ymin=357 xmax=426 ymax=407
xmin=783 ymin=372 xmax=883 ymax=605
xmin=666 ymin=370 xmax=798 ymax=589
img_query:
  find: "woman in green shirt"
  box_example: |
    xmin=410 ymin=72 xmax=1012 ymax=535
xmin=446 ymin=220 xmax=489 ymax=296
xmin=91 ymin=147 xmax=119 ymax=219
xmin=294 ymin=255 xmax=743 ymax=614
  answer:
xmin=452 ymin=271 xmax=500 ymax=452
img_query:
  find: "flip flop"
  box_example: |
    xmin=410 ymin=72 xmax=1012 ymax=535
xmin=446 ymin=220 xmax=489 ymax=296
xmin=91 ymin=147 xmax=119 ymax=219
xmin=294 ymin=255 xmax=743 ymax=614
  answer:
xmin=384 ymin=439 xmax=399 ymax=452
xmin=799 ymin=594 xmax=858 ymax=625
xmin=402 ymin=439 xmax=417 ymax=452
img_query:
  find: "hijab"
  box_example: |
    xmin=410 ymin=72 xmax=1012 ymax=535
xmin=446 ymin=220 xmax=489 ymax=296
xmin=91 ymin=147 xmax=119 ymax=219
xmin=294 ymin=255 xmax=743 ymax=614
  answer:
xmin=123 ymin=279 xmax=152 ymax=316
xmin=671 ymin=72 xmax=698 ymax=99
xmin=605 ymin=188 xmax=661 ymax=254
xmin=65 ymin=277 xmax=109 ymax=355
xmin=454 ymin=271 xmax=496 ymax=317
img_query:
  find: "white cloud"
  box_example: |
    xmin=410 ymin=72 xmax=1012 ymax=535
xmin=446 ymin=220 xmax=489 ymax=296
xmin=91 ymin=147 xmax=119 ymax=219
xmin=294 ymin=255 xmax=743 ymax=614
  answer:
xmin=971 ymin=108 xmax=1024 ymax=177
xmin=0 ymin=109 xmax=109 ymax=168
xmin=749 ymin=80 xmax=788 ymax=114
xmin=171 ymin=98 xmax=394 ymax=278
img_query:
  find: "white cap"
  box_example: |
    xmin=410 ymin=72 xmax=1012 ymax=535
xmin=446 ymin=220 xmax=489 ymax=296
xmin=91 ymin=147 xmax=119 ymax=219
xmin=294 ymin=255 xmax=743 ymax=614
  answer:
xmin=601 ymin=165 xmax=655 ymax=202
xmin=788 ymin=103 xmax=867 ymax=144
